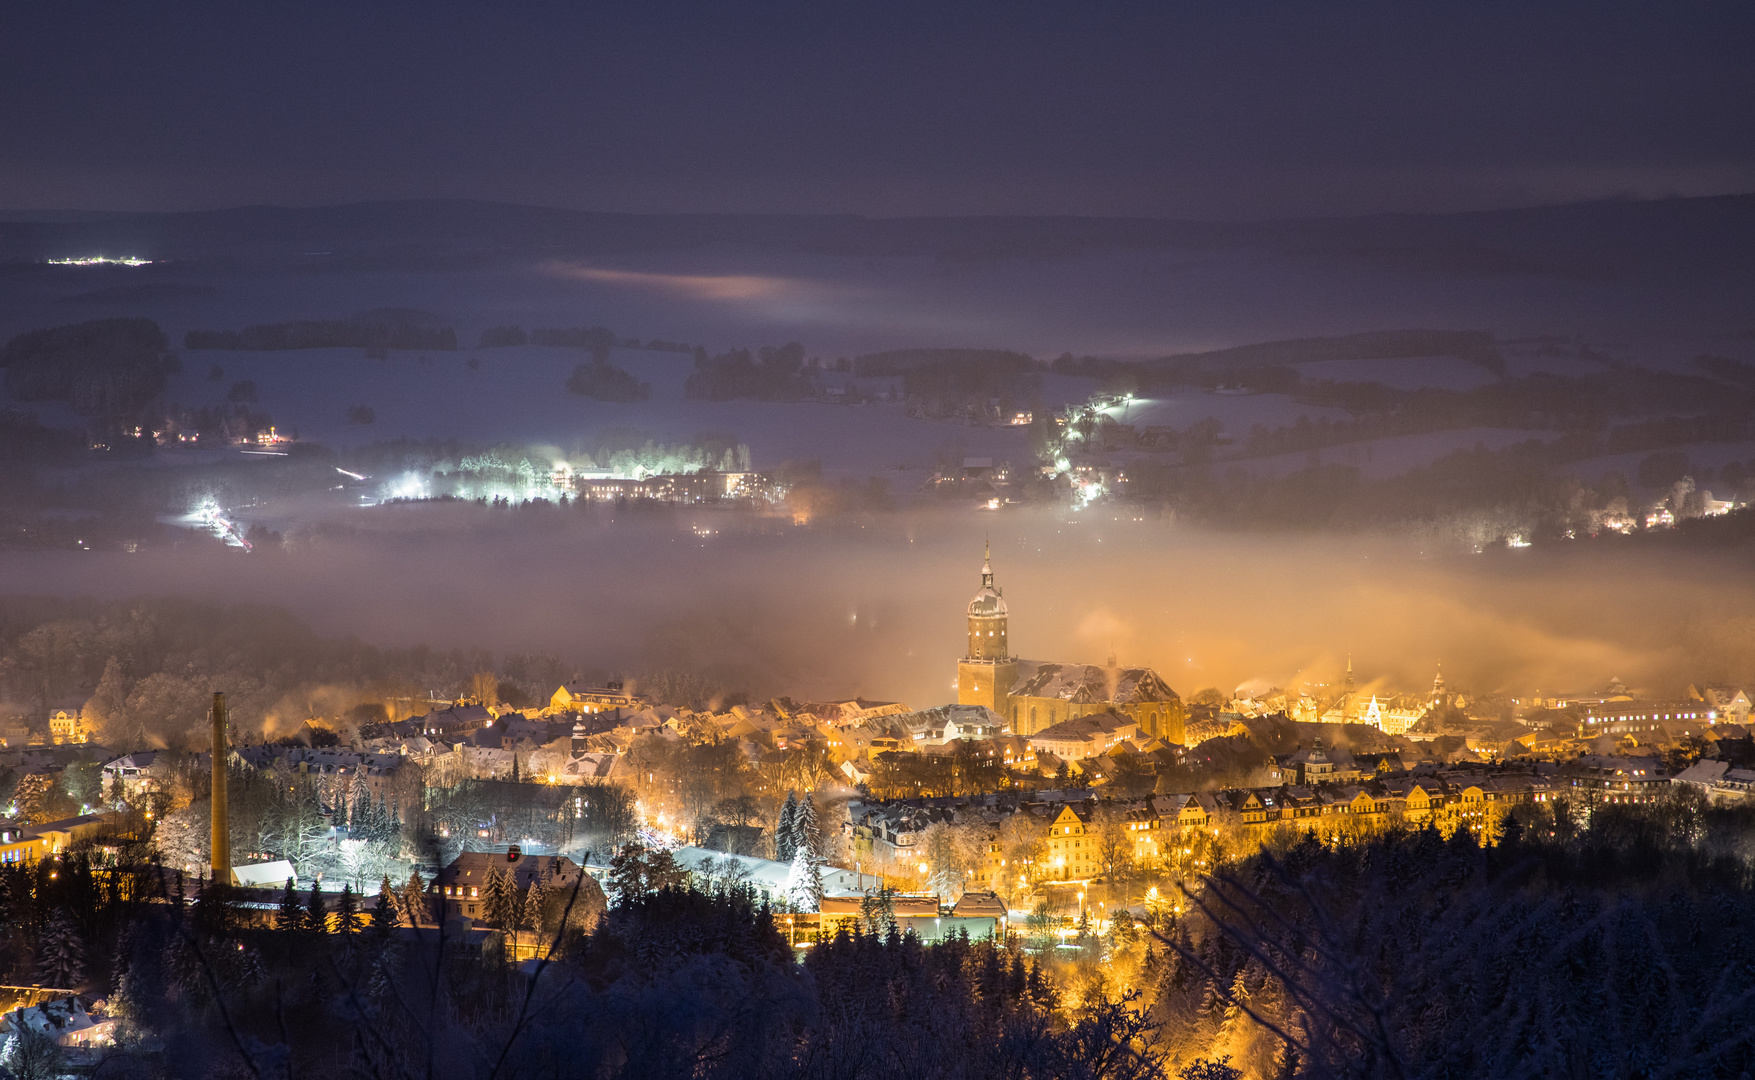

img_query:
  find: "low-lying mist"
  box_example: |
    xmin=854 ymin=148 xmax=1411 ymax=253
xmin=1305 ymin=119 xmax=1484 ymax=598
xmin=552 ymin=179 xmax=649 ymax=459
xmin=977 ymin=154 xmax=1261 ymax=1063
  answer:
xmin=2 ymin=503 xmax=1751 ymax=718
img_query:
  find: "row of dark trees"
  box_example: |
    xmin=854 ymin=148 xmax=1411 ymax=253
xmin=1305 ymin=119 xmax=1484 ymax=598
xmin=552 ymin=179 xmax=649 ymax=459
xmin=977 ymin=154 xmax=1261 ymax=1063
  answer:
xmin=685 ymin=343 xmax=815 ymax=401
xmin=565 ymin=360 xmax=651 ymax=402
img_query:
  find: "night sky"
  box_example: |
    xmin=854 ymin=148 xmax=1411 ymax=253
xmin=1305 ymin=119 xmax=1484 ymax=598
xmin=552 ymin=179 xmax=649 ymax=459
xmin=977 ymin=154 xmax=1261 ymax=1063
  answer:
xmin=2 ymin=1 xmax=1752 ymax=218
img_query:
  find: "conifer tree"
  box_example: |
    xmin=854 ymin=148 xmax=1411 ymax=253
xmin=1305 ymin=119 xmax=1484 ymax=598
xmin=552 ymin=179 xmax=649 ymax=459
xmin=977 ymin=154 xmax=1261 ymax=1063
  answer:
xmin=304 ymin=881 xmax=328 ymax=934
xmin=483 ymin=866 xmax=511 ymax=929
xmin=785 ymin=846 xmax=824 ymax=912
xmin=793 ymin=793 xmax=822 ymax=864
xmin=776 ymin=792 xmax=800 ymax=863
xmin=525 ymin=878 xmax=548 ymax=940
xmin=336 ymin=884 xmax=362 ymax=934
xmin=860 ymin=885 xmax=897 ymax=936
xmin=376 ymin=874 xmax=400 ymax=928
xmin=371 ymin=882 xmax=395 ymax=938
xmin=349 ymin=774 xmax=372 ymax=836
xmin=401 ymin=869 xmax=425 ymax=927
xmin=35 ymin=908 xmax=85 ymax=988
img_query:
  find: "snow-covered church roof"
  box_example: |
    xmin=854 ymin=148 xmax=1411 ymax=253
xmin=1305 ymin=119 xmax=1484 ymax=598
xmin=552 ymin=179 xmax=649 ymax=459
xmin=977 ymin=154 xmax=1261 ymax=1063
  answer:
xmin=1009 ymin=662 xmax=1180 ymax=704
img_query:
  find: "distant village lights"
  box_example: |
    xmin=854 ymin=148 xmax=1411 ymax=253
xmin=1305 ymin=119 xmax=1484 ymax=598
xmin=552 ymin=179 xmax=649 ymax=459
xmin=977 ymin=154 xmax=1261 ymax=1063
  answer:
xmin=46 ymin=255 xmax=151 ymax=266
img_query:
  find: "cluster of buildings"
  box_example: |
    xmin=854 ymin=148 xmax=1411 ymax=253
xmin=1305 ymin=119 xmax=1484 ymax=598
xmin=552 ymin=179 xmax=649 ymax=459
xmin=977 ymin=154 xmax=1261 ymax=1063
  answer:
xmin=836 ymin=745 xmax=1724 ymax=897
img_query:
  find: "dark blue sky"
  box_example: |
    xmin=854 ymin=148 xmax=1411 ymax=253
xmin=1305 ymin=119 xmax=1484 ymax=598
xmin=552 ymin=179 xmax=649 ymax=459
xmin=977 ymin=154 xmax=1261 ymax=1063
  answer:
xmin=2 ymin=1 xmax=1751 ymax=218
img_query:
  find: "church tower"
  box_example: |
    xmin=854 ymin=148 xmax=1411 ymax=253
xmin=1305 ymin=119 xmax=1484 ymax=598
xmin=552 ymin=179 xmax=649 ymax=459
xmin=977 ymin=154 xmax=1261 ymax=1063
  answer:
xmin=1341 ymin=654 xmax=1355 ymax=721
xmin=957 ymin=544 xmax=1017 ymax=719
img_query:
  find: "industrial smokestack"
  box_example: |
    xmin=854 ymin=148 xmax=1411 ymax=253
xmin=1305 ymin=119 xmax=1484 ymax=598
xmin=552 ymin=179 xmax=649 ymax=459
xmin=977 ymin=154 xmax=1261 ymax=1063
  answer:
xmin=210 ymin=692 xmax=231 ymax=884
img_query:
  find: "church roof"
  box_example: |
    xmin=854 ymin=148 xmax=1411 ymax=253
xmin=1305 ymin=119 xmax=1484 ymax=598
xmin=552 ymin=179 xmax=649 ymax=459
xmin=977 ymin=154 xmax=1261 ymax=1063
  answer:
xmin=1009 ymin=662 xmax=1180 ymax=704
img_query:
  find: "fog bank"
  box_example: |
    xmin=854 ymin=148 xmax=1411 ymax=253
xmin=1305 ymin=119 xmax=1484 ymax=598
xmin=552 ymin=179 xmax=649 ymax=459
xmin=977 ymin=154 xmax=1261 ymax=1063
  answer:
xmin=1 ymin=505 xmax=1749 ymax=708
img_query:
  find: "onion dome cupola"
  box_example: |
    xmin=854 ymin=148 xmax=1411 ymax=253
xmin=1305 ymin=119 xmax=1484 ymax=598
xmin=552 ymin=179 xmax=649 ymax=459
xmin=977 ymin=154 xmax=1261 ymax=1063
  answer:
xmin=966 ymin=542 xmax=1010 ymax=661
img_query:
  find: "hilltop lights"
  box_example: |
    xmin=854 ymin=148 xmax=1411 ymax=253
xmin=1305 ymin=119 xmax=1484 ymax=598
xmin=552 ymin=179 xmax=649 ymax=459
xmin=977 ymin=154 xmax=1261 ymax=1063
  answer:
xmin=46 ymin=256 xmax=152 ymax=266
xmin=386 ymin=471 xmax=428 ymax=500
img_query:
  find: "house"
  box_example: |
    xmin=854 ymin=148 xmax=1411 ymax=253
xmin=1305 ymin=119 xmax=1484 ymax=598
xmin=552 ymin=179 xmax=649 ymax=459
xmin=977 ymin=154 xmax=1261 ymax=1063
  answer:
xmin=0 ymin=820 xmax=47 ymax=865
xmin=550 ymin=681 xmax=649 ymax=715
xmin=818 ymin=893 xmax=942 ymax=937
xmin=0 ymin=995 xmax=115 ymax=1047
xmin=1282 ymin=739 xmax=1365 ymax=784
xmin=1672 ymin=758 xmax=1755 ymax=803
xmin=413 ymin=703 xmax=495 ymax=737
xmin=100 ymin=750 xmax=161 ymax=797
xmin=27 ymin=814 xmax=112 ymax=858
xmin=1028 ymin=711 xmax=1140 ymax=762
xmin=1562 ymin=755 xmax=1670 ymax=805
xmin=233 ymin=860 xmax=298 ymax=889
xmin=1044 ymin=804 xmax=1096 ymax=880
xmin=434 ymin=848 xmax=585 ymax=923
xmin=953 ymin=889 xmax=1008 ymax=931
xmin=882 ymin=704 xmax=1010 ymax=746
xmin=48 ymin=708 xmax=90 ymax=745
xmin=782 ymin=698 xmax=912 ymax=728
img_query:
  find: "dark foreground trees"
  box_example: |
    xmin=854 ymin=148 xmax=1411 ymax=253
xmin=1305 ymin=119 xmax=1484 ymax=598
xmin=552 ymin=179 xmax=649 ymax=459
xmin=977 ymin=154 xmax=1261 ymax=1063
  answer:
xmin=13 ymin=793 xmax=1755 ymax=1079
xmin=22 ymin=862 xmax=1167 ymax=1080
xmin=1151 ymin=796 xmax=1755 ymax=1078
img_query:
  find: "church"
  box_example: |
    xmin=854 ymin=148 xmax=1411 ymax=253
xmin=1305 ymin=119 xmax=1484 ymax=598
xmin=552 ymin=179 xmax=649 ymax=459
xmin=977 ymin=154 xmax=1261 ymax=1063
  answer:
xmin=955 ymin=547 xmax=1186 ymax=743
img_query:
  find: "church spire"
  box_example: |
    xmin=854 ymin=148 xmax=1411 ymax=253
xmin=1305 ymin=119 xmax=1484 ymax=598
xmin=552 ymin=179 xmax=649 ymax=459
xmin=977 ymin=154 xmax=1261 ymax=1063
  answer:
xmin=981 ymin=539 xmax=994 ymax=590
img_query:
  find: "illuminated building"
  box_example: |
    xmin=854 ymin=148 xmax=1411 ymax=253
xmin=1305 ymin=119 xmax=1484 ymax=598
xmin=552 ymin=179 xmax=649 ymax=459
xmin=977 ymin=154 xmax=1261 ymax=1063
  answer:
xmin=550 ymin=680 xmax=649 ymax=715
xmin=48 ymin=708 xmax=89 ymax=745
xmin=954 ymin=547 xmax=1185 ymax=741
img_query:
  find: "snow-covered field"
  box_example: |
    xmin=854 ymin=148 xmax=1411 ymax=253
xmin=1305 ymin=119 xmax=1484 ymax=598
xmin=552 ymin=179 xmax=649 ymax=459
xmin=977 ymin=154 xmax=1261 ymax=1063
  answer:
xmin=1104 ymin=393 xmax=1351 ymax=438
xmin=1294 ymin=355 xmax=1499 ymax=391
xmin=4 ymin=220 xmax=1751 ymax=494
xmin=1221 ymin=427 xmax=1557 ymax=481
xmin=163 ymin=345 xmax=1030 ymax=477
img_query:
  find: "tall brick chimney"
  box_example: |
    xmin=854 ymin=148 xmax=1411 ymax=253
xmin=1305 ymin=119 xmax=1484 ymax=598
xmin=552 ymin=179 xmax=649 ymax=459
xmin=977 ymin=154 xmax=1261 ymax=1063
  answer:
xmin=210 ymin=692 xmax=230 ymax=884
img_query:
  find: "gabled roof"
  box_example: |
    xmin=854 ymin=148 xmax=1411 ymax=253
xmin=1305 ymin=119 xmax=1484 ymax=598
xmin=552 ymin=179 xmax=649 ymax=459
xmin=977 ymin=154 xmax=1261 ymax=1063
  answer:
xmin=437 ymin=850 xmax=582 ymax=890
xmin=954 ymin=891 xmax=1007 ymax=918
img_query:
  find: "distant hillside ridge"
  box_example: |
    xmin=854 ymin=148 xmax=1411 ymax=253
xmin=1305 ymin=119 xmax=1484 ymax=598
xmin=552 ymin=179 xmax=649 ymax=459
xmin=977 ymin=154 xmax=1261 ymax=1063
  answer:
xmin=0 ymin=192 xmax=1750 ymax=277
xmin=853 ymin=348 xmax=1036 ymax=377
xmin=1154 ymin=329 xmax=1503 ymax=376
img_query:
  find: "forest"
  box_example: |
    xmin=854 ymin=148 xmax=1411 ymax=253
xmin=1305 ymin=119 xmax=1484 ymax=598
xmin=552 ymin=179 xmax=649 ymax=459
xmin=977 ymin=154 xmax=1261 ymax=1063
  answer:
xmin=0 ymin=595 xmax=594 ymax=748
xmin=685 ymin=343 xmax=816 ymax=402
xmin=565 ymin=360 xmax=651 ymax=402
xmin=0 ymin=317 xmax=171 ymax=419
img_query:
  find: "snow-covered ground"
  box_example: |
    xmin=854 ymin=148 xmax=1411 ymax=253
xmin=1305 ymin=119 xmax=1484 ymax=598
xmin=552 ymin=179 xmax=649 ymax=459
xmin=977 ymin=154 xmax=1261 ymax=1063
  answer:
xmin=1102 ymin=393 xmax=1351 ymax=439
xmin=1294 ymin=355 xmax=1499 ymax=391
xmin=164 ymin=345 xmax=1032 ymax=477
xmin=1220 ymin=427 xmax=1557 ymax=481
xmin=4 ymin=236 xmax=1751 ymax=495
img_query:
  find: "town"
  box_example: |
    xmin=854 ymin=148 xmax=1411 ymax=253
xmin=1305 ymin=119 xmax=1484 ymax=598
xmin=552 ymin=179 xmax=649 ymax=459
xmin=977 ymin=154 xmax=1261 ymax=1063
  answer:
xmin=2 ymin=550 xmax=1751 ymax=1073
